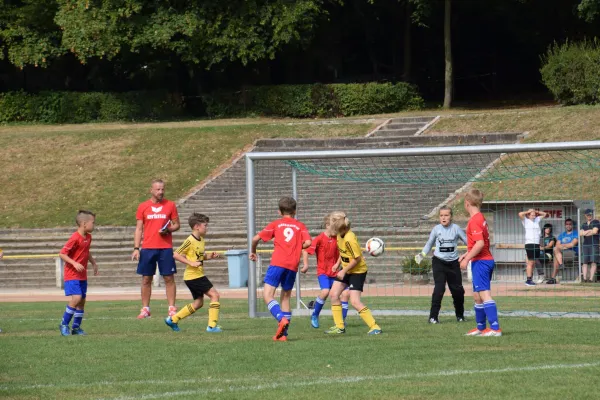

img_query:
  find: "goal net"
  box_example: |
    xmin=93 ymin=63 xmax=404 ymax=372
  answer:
xmin=246 ymin=141 xmax=600 ymax=319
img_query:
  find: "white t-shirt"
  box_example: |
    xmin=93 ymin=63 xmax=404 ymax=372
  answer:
xmin=522 ymin=216 xmax=541 ymax=244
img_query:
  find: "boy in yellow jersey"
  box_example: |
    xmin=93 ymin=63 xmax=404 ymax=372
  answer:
xmin=325 ymin=211 xmax=382 ymax=335
xmin=165 ymin=213 xmax=222 ymax=333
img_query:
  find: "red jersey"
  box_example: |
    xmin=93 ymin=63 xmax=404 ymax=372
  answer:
xmin=259 ymin=218 xmax=311 ymax=272
xmin=306 ymin=232 xmax=339 ymax=277
xmin=136 ymin=199 xmax=179 ymax=249
xmin=466 ymin=212 xmax=494 ymax=260
xmin=60 ymin=231 xmax=92 ymax=281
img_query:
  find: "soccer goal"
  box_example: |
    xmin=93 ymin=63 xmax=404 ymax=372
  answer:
xmin=246 ymin=141 xmax=600 ymax=319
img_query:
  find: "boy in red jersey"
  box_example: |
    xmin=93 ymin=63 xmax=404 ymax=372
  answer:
xmin=58 ymin=210 xmax=98 ymax=336
xmin=302 ymin=213 xmax=349 ymax=329
xmin=131 ymin=179 xmax=181 ymax=319
xmin=459 ymin=189 xmax=502 ymax=337
xmin=250 ymin=197 xmax=312 ymax=341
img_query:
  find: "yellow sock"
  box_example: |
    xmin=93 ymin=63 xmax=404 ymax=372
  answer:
xmin=332 ymin=304 xmax=344 ymax=329
xmin=208 ymin=302 xmax=220 ymax=328
xmin=358 ymin=307 xmax=379 ymax=329
xmin=172 ymin=303 xmax=196 ymax=323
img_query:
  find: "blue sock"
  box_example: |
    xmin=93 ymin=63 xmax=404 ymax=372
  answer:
xmin=483 ymin=300 xmax=500 ymax=331
xmin=313 ymin=297 xmax=325 ymax=317
xmin=268 ymin=300 xmax=283 ymax=322
xmin=282 ymin=312 xmax=292 ymax=335
xmin=474 ymin=303 xmax=486 ymax=331
xmin=61 ymin=305 xmax=76 ymax=326
xmin=72 ymin=309 xmax=84 ymax=329
xmin=341 ymin=301 xmax=349 ymax=321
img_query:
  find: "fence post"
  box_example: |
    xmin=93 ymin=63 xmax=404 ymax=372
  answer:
xmin=153 ymin=268 xmax=161 ymax=287
xmin=55 ymin=257 xmax=64 ymax=289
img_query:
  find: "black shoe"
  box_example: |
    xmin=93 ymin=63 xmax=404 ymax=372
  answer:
xmin=308 ymin=300 xmax=315 ymax=309
xmin=546 ymin=278 xmax=557 ymax=284
xmin=428 ymin=317 xmax=439 ymax=324
xmin=456 ymin=316 xmax=466 ymax=322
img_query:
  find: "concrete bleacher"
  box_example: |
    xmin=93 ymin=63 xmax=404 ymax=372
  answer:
xmin=0 ymin=118 xmax=522 ymax=289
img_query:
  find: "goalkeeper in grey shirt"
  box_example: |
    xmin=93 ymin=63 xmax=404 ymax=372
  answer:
xmin=416 ymin=205 xmax=467 ymax=324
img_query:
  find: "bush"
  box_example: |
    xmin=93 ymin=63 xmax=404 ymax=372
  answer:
xmin=401 ymin=256 xmax=432 ymax=275
xmin=203 ymin=82 xmax=423 ymax=118
xmin=541 ymin=39 xmax=600 ymax=105
xmin=0 ymin=91 xmax=184 ymax=123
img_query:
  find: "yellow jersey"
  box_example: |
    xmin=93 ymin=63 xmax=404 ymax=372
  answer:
xmin=337 ymin=230 xmax=367 ymax=274
xmin=175 ymin=234 xmax=206 ymax=280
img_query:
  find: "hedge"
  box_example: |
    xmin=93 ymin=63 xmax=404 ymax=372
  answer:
xmin=540 ymin=39 xmax=600 ymax=105
xmin=0 ymin=91 xmax=184 ymax=123
xmin=202 ymin=82 xmax=424 ymax=118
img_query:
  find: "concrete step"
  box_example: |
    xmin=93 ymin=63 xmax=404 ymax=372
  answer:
xmin=382 ymin=123 xmax=425 ymax=130
xmin=390 ymin=117 xmax=436 ymax=123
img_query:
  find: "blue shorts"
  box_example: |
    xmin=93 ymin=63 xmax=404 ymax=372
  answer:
xmin=317 ymin=274 xmax=349 ymax=291
xmin=471 ymin=259 xmax=495 ymax=292
xmin=264 ymin=266 xmax=297 ymax=291
xmin=137 ymin=248 xmax=177 ymax=276
xmin=64 ymin=280 xmax=88 ymax=298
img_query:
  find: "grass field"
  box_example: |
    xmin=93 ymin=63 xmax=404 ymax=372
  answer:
xmin=0 ymin=122 xmax=372 ymax=228
xmin=1 ymin=300 xmax=599 ymax=400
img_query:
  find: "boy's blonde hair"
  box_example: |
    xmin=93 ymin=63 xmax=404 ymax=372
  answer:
xmin=321 ymin=213 xmax=332 ymax=229
xmin=75 ymin=210 xmax=95 ymax=226
xmin=464 ymin=189 xmax=483 ymax=209
xmin=329 ymin=211 xmax=351 ymax=234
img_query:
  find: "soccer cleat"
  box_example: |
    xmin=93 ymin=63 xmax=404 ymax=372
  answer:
xmin=164 ymin=317 xmax=180 ymax=332
xmin=465 ymin=328 xmax=484 ymax=336
xmin=168 ymin=306 xmax=177 ymax=317
xmin=311 ymin=315 xmax=319 ymax=329
xmin=428 ymin=318 xmax=439 ymax=324
xmin=59 ymin=324 xmax=71 ymax=336
xmin=368 ymin=326 xmax=382 ymax=335
xmin=546 ymin=278 xmax=557 ymax=284
xmin=71 ymin=328 xmax=86 ymax=336
xmin=206 ymin=325 xmax=222 ymax=333
xmin=525 ymin=279 xmax=536 ymax=287
xmin=456 ymin=316 xmax=466 ymax=322
xmin=137 ymin=308 xmax=151 ymax=319
xmin=324 ymin=326 xmax=346 ymax=334
xmin=273 ymin=334 xmax=288 ymax=342
xmin=274 ymin=317 xmax=289 ymax=339
xmin=482 ymin=328 xmax=503 ymax=337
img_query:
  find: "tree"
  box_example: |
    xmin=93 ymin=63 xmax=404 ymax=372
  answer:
xmin=578 ymin=0 xmax=600 ymax=21
xmin=443 ymin=0 xmax=452 ymax=108
xmin=0 ymin=0 xmax=325 ymax=69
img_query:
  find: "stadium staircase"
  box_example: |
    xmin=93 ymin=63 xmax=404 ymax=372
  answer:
xmin=0 ymin=117 xmax=522 ymax=289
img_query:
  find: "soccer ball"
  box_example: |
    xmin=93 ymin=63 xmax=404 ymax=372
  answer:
xmin=366 ymin=237 xmax=385 ymax=257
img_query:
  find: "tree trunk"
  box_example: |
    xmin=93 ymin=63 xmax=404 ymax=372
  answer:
xmin=443 ymin=0 xmax=453 ymax=109
xmin=403 ymin=1 xmax=412 ymax=82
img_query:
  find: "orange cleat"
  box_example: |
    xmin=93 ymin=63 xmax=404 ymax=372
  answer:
xmin=465 ymin=328 xmax=483 ymax=336
xmin=482 ymin=328 xmax=503 ymax=337
xmin=137 ymin=308 xmax=151 ymax=319
xmin=273 ymin=335 xmax=288 ymax=342
xmin=168 ymin=306 xmax=177 ymax=317
xmin=275 ymin=317 xmax=289 ymax=339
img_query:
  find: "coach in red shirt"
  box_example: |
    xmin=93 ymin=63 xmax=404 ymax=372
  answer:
xmin=131 ymin=179 xmax=181 ymax=319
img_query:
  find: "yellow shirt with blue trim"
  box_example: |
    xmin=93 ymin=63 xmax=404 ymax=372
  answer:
xmin=175 ymin=234 xmax=205 ymax=280
xmin=337 ymin=230 xmax=368 ymax=274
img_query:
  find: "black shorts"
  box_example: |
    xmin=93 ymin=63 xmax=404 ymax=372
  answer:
xmin=185 ymin=276 xmax=214 ymax=299
xmin=336 ymin=272 xmax=367 ymax=292
xmin=582 ymin=244 xmax=600 ymax=264
xmin=525 ymin=243 xmax=542 ymax=260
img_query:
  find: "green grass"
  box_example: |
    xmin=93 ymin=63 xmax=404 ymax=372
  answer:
xmin=0 ymin=123 xmax=372 ymax=228
xmin=1 ymin=300 xmax=599 ymax=400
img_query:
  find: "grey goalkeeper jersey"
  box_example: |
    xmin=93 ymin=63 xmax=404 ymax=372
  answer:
xmin=421 ymin=223 xmax=467 ymax=262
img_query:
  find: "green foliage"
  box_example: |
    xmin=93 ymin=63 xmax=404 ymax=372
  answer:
xmin=401 ymin=256 xmax=432 ymax=275
xmin=540 ymin=40 xmax=600 ymax=105
xmin=0 ymin=91 xmax=184 ymax=123
xmin=578 ymin=0 xmax=600 ymax=22
xmin=204 ymin=82 xmax=423 ymax=118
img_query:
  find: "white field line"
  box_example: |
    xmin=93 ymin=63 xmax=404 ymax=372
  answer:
xmin=1 ymin=362 xmax=598 ymax=396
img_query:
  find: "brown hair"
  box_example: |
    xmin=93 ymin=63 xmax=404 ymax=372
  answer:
xmin=278 ymin=196 xmax=297 ymax=215
xmin=321 ymin=213 xmax=332 ymax=229
xmin=188 ymin=213 xmax=209 ymax=229
xmin=464 ymin=189 xmax=483 ymax=209
xmin=330 ymin=211 xmax=351 ymax=234
xmin=439 ymin=205 xmax=453 ymax=217
xmin=75 ymin=210 xmax=95 ymax=226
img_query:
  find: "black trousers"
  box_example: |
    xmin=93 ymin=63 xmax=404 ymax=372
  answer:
xmin=430 ymin=256 xmax=465 ymax=319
